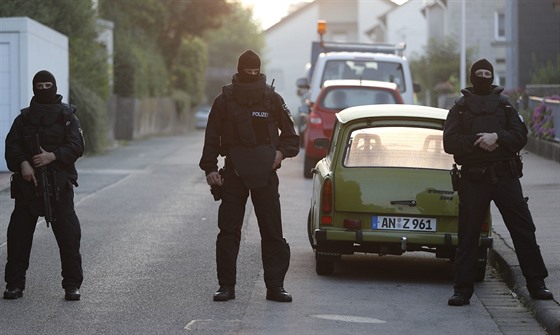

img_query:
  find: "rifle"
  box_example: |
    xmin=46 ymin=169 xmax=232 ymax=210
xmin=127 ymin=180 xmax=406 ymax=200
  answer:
xmin=32 ymin=133 xmax=58 ymax=227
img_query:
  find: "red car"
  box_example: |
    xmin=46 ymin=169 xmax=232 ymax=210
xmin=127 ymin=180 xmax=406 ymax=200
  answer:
xmin=303 ymin=79 xmax=404 ymax=178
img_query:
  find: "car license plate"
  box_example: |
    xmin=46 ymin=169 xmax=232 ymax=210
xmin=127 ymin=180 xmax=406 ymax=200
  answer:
xmin=371 ymin=216 xmax=437 ymax=232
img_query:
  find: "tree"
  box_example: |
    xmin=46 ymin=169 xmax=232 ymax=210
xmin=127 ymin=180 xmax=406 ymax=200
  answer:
xmin=1 ymin=0 xmax=110 ymax=154
xmin=99 ymin=0 xmax=233 ymax=102
xmin=171 ymin=37 xmax=208 ymax=106
xmin=410 ymin=37 xmax=474 ymax=106
xmin=530 ymin=54 xmax=560 ymax=85
xmin=203 ymin=1 xmax=265 ymax=101
xmin=99 ymin=0 xmax=231 ymax=70
xmin=0 ymin=0 xmax=110 ymax=99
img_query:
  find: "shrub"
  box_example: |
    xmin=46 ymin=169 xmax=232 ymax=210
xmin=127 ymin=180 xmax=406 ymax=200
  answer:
xmin=70 ymin=80 xmax=108 ymax=154
xmin=529 ymin=99 xmax=556 ymax=140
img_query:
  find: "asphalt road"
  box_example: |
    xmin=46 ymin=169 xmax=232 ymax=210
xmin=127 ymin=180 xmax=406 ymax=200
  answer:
xmin=0 ymin=132 xmax=549 ymax=335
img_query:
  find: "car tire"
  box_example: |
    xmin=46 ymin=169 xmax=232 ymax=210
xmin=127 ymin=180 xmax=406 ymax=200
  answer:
xmin=304 ymin=156 xmax=316 ymax=179
xmin=315 ymin=254 xmax=335 ymax=275
xmin=475 ymin=247 xmax=488 ymax=282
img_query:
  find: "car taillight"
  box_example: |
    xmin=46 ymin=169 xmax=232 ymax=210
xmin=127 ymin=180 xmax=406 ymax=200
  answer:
xmin=309 ymin=112 xmax=322 ymax=127
xmin=321 ymin=179 xmax=333 ymax=225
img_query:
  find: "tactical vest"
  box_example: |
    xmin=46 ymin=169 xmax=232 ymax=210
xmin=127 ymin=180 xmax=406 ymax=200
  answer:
xmin=220 ymin=84 xmax=281 ymax=189
xmin=221 ymin=84 xmax=280 ymax=151
xmin=20 ymin=104 xmax=76 ymax=153
xmin=455 ymin=92 xmax=518 ymax=165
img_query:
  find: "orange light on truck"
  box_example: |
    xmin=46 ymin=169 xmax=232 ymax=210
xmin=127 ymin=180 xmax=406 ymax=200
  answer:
xmin=317 ymin=20 xmax=327 ymax=36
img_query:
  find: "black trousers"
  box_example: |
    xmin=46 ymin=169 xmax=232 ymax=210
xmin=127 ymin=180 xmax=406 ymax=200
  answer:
xmin=216 ymin=169 xmax=290 ymax=289
xmin=454 ymin=172 xmax=548 ymax=297
xmin=4 ymin=187 xmax=83 ymax=290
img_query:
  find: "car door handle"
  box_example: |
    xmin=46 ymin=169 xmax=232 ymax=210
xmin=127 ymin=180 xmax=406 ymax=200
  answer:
xmin=390 ymin=200 xmax=417 ymax=206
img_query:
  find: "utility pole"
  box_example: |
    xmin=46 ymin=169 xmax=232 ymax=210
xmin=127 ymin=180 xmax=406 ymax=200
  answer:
xmin=460 ymin=0 xmax=466 ymax=89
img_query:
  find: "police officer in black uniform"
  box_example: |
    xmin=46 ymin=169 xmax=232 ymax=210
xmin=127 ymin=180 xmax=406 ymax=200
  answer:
xmin=4 ymin=70 xmax=84 ymax=301
xmin=443 ymin=59 xmax=553 ymax=306
xmin=199 ymin=50 xmax=299 ymax=302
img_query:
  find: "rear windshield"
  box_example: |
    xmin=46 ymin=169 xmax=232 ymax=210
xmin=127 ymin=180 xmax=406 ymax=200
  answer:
xmin=321 ymin=87 xmax=397 ymax=110
xmin=322 ymin=60 xmax=406 ymax=93
xmin=344 ymin=127 xmax=454 ymax=170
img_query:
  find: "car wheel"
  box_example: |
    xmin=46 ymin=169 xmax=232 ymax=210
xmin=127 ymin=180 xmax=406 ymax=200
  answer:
xmin=316 ymin=257 xmax=335 ymax=275
xmin=307 ymin=209 xmax=315 ymax=248
xmin=475 ymin=247 xmax=488 ymax=282
xmin=304 ymin=156 xmax=316 ymax=179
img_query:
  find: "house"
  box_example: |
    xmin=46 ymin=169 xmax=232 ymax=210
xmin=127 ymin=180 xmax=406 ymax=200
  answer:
xmin=422 ymin=0 xmax=560 ymax=92
xmin=263 ymin=0 xmax=412 ymax=115
xmin=505 ymin=0 xmax=560 ymax=91
xmin=265 ymin=0 xmax=559 ymax=115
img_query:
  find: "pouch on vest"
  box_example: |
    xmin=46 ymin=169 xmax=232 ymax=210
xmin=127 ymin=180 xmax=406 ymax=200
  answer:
xmin=229 ymin=144 xmax=276 ymax=189
xmin=10 ymin=173 xmax=38 ymax=202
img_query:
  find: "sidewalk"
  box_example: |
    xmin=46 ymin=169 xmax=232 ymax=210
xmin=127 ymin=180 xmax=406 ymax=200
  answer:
xmin=488 ymin=150 xmax=560 ymax=335
xmin=1 ymin=148 xmax=559 ymax=334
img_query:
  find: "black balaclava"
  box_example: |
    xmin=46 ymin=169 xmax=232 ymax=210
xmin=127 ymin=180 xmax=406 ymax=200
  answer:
xmin=32 ymin=70 xmax=58 ymax=104
xmin=237 ymin=50 xmax=261 ymax=83
xmin=470 ymin=58 xmax=494 ymax=95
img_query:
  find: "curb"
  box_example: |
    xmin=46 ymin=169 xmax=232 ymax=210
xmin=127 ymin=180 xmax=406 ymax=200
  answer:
xmin=489 ymin=232 xmax=560 ymax=335
xmin=525 ymin=137 xmax=560 ymax=163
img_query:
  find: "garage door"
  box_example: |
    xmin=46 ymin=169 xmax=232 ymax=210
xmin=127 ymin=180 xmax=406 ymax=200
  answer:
xmin=0 ymin=33 xmax=20 ymax=172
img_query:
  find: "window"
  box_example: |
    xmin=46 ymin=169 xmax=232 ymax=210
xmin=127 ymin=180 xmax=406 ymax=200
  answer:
xmin=321 ymin=88 xmax=397 ymax=110
xmin=495 ymin=12 xmax=505 ymax=41
xmin=321 ymin=60 xmax=406 ymax=93
xmin=344 ymin=127 xmax=454 ymax=170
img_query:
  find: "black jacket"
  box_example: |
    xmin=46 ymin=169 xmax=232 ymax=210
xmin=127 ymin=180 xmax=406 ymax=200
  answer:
xmin=199 ymin=74 xmax=299 ymax=175
xmin=443 ymin=86 xmax=527 ymax=166
xmin=5 ymin=95 xmax=84 ymax=185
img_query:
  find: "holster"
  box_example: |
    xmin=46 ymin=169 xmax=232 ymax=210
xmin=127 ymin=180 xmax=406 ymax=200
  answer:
xmin=450 ymin=164 xmax=460 ymax=191
xmin=10 ymin=173 xmax=37 ymax=201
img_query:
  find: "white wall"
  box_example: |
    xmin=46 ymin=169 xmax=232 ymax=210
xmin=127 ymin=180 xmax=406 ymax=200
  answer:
xmin=0 ymin=17 xmax=69 ymax=172
xmin=385 ymin=0 xmax=427 ymax=59
xmin=358 ymin=0 xmax=395 ymax=43
xmin=264 ymin=4 xmax=320 ymax=114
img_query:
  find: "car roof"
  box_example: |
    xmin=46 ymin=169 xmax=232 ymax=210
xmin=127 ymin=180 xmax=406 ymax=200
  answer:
xmin=336 ymin=104 xmax=449 ymax=124
xmin=318 ymin=52 xmax=407 ymax=62
xmin=323 ymin=79 xmax=399 ymax=90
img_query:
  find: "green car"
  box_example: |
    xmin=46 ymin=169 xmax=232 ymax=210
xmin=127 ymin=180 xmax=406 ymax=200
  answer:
xmin=308 ymin=104 xmax=492 ymax=281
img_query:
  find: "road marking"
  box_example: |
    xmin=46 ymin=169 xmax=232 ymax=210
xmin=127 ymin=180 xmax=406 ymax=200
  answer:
xmin=309 ymin=314 xmax=386 ymax=324
xmin=77 ymin=168 xmax=147 ymax=174
xmin=184 ymin=319 xmax=242 ymax=331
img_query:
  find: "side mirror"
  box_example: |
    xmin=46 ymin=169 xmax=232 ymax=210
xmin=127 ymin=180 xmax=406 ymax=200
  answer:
xmin=413 ymin=83 xmax=421 ymax=93
xmin=297 ymin=77 xmax=309 ymax=89
xmin=314 ymin=138 xmax=330 ymax=149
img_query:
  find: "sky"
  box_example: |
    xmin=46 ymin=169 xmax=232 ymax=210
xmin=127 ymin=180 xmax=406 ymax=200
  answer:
xmin=240 ymin=0 xmax=409 ymax=30
xmin=239 ymin=0 xmax=311 ymax=30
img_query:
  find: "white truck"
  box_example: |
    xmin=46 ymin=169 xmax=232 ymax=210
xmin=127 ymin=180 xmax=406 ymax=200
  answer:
xmin=302 ymin=47 xmax=418 ymax=105
xmin=296 ymin=22 xmax=420 ymax=142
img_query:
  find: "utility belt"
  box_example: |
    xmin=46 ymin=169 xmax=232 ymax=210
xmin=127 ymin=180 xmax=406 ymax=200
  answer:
xmin=461 ymin=159 xmax=521 ymax=184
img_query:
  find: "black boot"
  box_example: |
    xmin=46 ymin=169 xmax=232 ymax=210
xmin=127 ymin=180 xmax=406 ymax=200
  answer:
xmin=527 ymin=285 xmax=553 ymax=300
xmin=448 ymin=292 xmax=470 ymax=306
xmin=213 ymin=286 xmax=235 ymax=301
xmin=266 ymin=287 xmax=292 ymax=302
xmin=64 ymin=287 xmax=81 ymax=301
xmin=3 ymin=287 xmax=23 ymax=300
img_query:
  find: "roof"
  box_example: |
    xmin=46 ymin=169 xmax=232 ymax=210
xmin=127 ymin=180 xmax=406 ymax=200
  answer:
xmin=317 ymin=51 xmax=407 ymax=61
xmin=323 ymin=79 xmax=399 ymax=90
xmin=336 ymin=104 xmax=449 ymax=124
